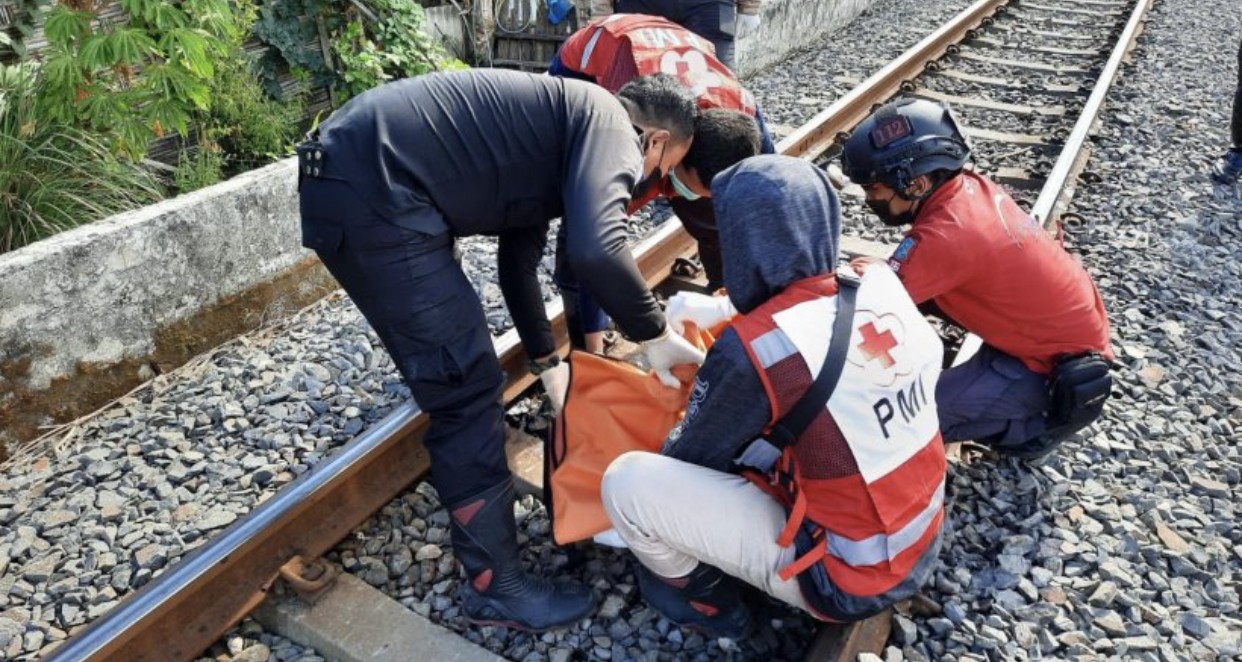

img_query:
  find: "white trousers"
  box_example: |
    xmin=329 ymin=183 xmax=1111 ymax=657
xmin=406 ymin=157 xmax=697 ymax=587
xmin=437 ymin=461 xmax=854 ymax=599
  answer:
xmin=600 ymin=451 xmax=810 ymax=613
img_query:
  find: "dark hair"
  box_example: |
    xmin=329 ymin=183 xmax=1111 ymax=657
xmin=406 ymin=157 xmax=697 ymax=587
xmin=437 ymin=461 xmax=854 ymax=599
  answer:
xmin=617 ymin=73 xmax=697 ymax=139
xmin=915 ymin=168 xmax=962 ymax=196
xmin=682 ymin=109 xmax=762 ymax=185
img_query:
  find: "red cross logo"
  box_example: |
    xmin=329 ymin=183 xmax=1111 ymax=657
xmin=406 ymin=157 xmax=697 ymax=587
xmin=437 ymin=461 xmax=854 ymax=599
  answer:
xmin=659 ymin=51 xmax=723 ymax=96
xmin=858 ymin=322 xmax=898 ymax=369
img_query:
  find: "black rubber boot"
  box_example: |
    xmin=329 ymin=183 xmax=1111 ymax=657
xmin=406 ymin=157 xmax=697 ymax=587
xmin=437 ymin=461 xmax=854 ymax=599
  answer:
xmin=636 ymin=562 xmax=752 ymax=639
xmin=448 ymin=479 xmax=597 ymax=631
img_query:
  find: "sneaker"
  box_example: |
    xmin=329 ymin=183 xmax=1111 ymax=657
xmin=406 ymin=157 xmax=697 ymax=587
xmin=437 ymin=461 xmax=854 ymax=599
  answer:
xmin=1210 ymin=149 xmax=1242 ymax=185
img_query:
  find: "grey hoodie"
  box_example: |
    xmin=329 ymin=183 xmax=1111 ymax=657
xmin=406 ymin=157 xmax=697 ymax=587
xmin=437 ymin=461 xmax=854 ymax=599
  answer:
xmin=662 ymin=156 xmax=842 ymax=470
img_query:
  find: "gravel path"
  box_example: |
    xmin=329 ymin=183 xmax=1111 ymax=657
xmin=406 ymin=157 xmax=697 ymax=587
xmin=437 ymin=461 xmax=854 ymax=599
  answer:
xmin=5 ymin=0 xmax=1239 ymax=659
xmin=896 ymin=0 xmax=1242 ymax=658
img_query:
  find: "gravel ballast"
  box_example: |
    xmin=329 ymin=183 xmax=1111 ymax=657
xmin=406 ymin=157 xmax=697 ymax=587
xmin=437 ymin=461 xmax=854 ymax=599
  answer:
xmin=3 ymin=0 xmax=1240 ymax=659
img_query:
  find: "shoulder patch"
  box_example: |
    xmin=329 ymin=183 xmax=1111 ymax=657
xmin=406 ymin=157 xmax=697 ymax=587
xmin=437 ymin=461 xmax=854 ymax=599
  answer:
xmin=893 ymin=236 xmax=918 ymax=261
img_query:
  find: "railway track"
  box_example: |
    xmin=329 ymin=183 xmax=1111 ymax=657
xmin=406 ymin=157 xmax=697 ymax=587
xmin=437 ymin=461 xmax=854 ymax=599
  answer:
xmin=45 ymin=0 xmax=1153 ymax=659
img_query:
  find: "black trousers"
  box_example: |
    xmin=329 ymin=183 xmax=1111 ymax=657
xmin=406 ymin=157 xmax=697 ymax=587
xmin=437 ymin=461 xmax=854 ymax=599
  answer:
xmin=669 ymin=196 xmax=724 ymax=290
xmin=1232 ymin=37 xmax=1242 ymax=147
xmin=615 ymin=0 xmax=737 ymax=69
xmin=300 ymin=178 xmax=509 ymax=506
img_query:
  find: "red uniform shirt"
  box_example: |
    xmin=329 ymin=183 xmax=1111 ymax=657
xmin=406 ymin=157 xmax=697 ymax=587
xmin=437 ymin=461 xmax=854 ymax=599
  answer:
xmin=887 ymin=171 xmax=1113 ymax=374
xmin=557 ymin=14 xmax=758 ymax=212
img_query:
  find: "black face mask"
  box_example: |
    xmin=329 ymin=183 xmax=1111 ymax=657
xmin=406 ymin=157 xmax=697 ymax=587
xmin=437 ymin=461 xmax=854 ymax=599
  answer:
xmin=866 ymin=194 xmax=916 ymax=227
xmin=632 ymin=132 xmax=667 ymax=200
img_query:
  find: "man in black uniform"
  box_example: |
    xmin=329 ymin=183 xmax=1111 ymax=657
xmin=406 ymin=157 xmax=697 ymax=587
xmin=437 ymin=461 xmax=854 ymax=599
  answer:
xmin=298 ymin=69 xmax=706 ymax=631
xmin=1211 ymin=36 xmax=1242 ymax=198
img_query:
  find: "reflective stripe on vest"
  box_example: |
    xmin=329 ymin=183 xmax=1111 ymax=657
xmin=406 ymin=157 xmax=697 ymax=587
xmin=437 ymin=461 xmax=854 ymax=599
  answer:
xmin=733 ymin=269 xmax=945 ymax=587
xmin=825 ymin=476 xmax=945 ymax=566
xmin=750 ymin=328 xmax=798 ymax=368
xmin=579 ymin=27 xmax=605 ymax=70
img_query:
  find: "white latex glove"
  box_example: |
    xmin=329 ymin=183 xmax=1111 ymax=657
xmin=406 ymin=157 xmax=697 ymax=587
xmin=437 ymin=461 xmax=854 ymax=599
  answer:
xmin=665 ymin=291 xmax=737 ymax=335
xmin=643 ymin=326 xmax=707 ymax=388
xmin=539 ymin=362 xmax=570 ymax=416
xmin=736 ymin=13 xmax=761 ymax=37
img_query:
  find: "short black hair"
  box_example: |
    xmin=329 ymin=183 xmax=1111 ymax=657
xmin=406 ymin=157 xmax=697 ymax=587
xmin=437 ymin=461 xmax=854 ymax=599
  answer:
xmin=617 ymin=74 xmax=697 ymax=139
xmin=907 ymin=168 xmax=961 ymax=197
xmin=682 ymin=109 xmax=762 ymax=185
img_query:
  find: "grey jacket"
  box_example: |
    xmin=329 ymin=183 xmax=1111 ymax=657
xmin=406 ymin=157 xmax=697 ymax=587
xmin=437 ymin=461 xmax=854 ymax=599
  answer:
xmin=662 ymin=155 xmax=843 ymax=471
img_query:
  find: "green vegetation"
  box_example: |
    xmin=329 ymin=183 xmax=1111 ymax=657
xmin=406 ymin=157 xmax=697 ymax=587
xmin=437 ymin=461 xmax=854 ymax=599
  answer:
xmin=0 ymin=64 xmax=162 ymax=252
xmin=39 ymin=0 xmax=240 ymax=159
xmin=0 ymin=0 xmax=468 ymax=253
xmin=331 ymin=0 xmax=466 ymax=100
xmin=189 ymin=0 xmax=307 ymax=187
xmin=253 ymin=0 xmax=466 ymax=104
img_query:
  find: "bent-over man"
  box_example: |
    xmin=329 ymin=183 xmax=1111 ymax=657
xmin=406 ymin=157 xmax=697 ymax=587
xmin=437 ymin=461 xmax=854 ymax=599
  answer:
xmin=298 ymin=69 xmax=706 ymax=632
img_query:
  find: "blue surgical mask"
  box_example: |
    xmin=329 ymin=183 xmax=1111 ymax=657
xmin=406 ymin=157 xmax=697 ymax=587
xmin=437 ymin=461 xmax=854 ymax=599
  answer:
xmin=632 ymin=129 xmax=667 ymax=199
xmin=668 ymin=168 xmax=701 ymax=201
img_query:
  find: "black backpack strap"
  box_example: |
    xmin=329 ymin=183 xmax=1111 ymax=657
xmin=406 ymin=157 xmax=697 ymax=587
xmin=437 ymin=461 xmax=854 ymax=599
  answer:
xmin=766 ymin=273 xmax=861 ymax=451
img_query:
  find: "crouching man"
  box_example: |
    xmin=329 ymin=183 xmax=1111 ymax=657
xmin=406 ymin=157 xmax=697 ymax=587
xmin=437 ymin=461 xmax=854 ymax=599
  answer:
xmin=600 ymin=155 xmax=947 ymax=637
xmin=842 ymin=98 xmax=1114 ymax=459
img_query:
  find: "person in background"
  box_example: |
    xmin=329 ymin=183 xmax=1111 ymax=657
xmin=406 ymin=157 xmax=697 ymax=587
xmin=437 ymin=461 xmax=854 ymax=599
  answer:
xmin=297 ymin=69 xmax=706 ymax=632
xmin=842 ymin=98 xmax=1114 ymax=460
xmin=549 ymin=13 xmax=768 ymax=351
xmin=589 ymin=0 xmax=762 ymax=70
xmin=1210 ymin=37 xmax=1242 ymax=199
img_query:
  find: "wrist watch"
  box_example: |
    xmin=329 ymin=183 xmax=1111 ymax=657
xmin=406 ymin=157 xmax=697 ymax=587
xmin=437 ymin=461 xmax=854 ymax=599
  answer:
xmin=528 ymin=354 xmax=562 ymax=376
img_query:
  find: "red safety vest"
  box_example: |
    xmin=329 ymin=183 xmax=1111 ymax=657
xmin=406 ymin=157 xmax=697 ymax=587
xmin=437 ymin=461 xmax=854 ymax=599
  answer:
xmin=730 ymin=269 xmax=946 ymax=610
xmin=557 ymin=14 xmax=756 ymax=115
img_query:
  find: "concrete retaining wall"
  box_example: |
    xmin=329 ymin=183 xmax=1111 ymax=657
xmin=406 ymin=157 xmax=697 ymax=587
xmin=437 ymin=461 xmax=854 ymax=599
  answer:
xmin=0 ymin=159 xmax=337 ymax=453
xmin=736 ymin=0 xmax=875 ymax=78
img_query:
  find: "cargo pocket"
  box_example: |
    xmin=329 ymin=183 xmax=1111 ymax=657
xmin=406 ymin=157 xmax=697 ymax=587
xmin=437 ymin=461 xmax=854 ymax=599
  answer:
xmin=988 ymin=352 xmax=1031 ymax=381
xmin=301 ymin=222 xmax=344 ymax=254
xmin=988 ymin=351 xmax=1049 ymax=415
xmin=402 ymin=344 xmax=465 ymax=392
xmin=299 ymin=178 xmax=355 ymax=254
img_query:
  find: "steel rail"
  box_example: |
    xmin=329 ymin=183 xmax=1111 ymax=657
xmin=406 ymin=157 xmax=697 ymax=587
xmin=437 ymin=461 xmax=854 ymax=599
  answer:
xmin=1029 ymin=0 xmax=1153 ymax=224
xmin=775 ymin=0 xmax=1009 ymax=161
xmin=48 ymin=222 xmax=697 ymax=662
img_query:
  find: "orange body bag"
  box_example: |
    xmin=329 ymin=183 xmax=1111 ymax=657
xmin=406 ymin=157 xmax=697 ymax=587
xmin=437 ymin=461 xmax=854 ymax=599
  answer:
xmin=547 ymin=325 xmax=717 ymax=544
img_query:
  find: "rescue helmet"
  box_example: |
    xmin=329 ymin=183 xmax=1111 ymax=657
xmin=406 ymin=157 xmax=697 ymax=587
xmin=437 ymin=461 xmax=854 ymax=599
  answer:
xmin=840 ymin=98 xmax=971 ymax=194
